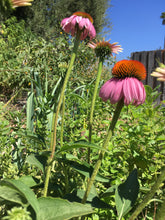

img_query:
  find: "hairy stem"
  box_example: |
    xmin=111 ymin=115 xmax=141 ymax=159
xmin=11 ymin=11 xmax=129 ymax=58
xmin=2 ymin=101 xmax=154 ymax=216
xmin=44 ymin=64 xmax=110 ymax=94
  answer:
xmin=43 ymin=37 xmax=80 ymax=197
xmin=88 ymin=58 xmax=103 ymax=163
xmin=82 ymin=99 xmax=124 ymax=204
xmin=60 ymin=96 xmax=65 ymax=147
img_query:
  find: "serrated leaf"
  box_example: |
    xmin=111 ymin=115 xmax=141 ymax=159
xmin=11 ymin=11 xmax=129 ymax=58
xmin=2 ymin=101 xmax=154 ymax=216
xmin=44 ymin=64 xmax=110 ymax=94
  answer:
xmin=115 ymin=169 xmax=139 ymax=219
xmin=37 ymin=197 xmax=93 ymax=220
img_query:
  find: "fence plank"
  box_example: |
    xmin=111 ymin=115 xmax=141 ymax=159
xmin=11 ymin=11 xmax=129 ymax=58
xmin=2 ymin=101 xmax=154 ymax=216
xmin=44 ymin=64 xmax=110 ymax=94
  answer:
xmin=131 ymin=50 xmax=165 ymax=103
xmin=147 ymin=51 xmax=155 ymax=88
xmin=140 ymin=51 xmax=148 ymax=84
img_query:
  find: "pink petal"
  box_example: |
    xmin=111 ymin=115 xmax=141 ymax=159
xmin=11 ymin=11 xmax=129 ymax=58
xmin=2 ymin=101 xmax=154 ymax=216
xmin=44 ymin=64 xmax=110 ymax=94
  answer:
xmin=108 ymin=78 xmax=124 ymax=104
xmin=70 ymin=17 xmax=78 ymax=29
xmin=99 ymin=78 xmax=124 ymax=104
xmin=78 ymin=17 xmax=86 ymax=30
xmin=80 ymin=29 xmax=88 ymax=40
xmin=88 ymin=24 xmax=96 ymax=40
xmin=123 ymin=78 xmax=146 ymax=106
xmin=99 ymin=79 xmax=113 ymax=102
xmin=88 ymin=42 xmax=96 ymax=49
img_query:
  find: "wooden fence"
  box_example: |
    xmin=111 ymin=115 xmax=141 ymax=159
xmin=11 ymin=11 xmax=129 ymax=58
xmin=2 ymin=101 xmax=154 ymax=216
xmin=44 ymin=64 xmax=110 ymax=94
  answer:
xmin=131 ymin=50 xmax=165 ymax=102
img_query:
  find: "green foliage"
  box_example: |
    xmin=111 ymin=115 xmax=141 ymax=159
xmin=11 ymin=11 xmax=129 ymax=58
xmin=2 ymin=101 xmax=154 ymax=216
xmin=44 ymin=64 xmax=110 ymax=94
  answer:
xmin=7 ymin=0 xmax=111 ymax=39
xmin=2 ymin=207 xmax=32 ymax=220
xmin=0 ymin=0 xmax=12 ymax=17
xmin=0 ymin=16 xmax=97 ymax=99
xmin=0 ymin=179 xmax=94 ymax=220
xmin=0 ymin=12 xmax=165 ymax=220
xmin=160 ymin=12 xmax=165 ymax=25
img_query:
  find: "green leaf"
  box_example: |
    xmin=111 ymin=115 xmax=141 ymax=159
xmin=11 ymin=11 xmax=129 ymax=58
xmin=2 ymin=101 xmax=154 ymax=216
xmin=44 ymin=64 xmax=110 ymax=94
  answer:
xmin=37 ymin=197 xmax=93 ymax=220
xmin=59 ymin=158 xmax=109 ymax=183
xmin=26 ymin=154 xmax=46 ymax=173
xmin=101 ymin=185 xmax=117 ymax=198
xmin=18 ymin=131 xmax=45 ymax=146
xmin=57 ymin=141 xmax=109 ymax=155
xmin=115 ymin=169 xmax=139 ymax=219
xmin=157 ymin=135 xmax=165 ymax=141
xmin=0 ymin=179 xmax=40 ymax=217
xmin=19 ymin=176 xmax=40 ymax=188
xmin=64 ymin=189 xmax=111 ymax=209
xmin=26 ymin=91 xmax=34 ymax=132
xmin=0 ymin=185 xmax=27 ymax=205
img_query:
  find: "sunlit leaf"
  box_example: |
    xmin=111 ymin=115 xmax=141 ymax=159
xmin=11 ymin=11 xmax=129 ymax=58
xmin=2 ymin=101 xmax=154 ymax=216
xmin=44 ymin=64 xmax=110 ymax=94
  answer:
xmin=37 ymin=197 xmax=93 ymax=220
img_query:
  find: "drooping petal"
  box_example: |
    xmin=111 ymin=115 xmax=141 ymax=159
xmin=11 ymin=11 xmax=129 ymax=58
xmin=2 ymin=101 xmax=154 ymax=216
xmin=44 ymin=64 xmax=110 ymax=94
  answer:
xmin=99 ymin=79 xmax=113 ymax=102
xmin=88 ymin=24 xmax=96 ymax=40
xmin=111 ymin=43 xmax=123 ymax=54
xmin=123 ymin=78 xmax=146 ymax=106
xmin=78 ymin=17 xmax=87 ymax=30
xmin=88 ymin=39 xmax=122 ymax=58
xmin=80 ymin=29 xmax=88 ymax=40
xmin=61 ymin=12 xmax=96 ymax=40
xmin=11 ymin=0 xmax=33 ymax=8
xmin=108 ymin=78 xmax=124 ymax=104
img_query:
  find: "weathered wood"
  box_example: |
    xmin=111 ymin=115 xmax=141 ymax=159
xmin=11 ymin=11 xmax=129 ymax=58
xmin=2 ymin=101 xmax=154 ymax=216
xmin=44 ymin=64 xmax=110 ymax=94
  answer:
xmin=140 ymin=51 xmax=148 ymax=84
xmin=131 ymin=50 xmax=165 ymax=103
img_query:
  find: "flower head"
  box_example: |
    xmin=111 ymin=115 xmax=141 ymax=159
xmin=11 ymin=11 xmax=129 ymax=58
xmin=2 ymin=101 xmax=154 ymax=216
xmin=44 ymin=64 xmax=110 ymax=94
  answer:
xmin=61 ymin=11 xmax=96 ymax=40
xmin=88 ymin=39 xmax=122 ymax=60
xmin=11 ymin=0 xmax=33 ymax=8
xmin=151 ymin=63 xmax=165 ymax=81
xmin=99 ymin=60 xmax=147 ymax=106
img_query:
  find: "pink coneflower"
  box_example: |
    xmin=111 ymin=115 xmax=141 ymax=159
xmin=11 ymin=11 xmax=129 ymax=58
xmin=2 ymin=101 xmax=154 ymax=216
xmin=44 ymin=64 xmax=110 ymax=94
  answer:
xmin=151 ymin=65 xmax=165 ymax=82
xmin=99 ymin=60 xmax=147 ymax=106
xmin=88 ymin=39 xmax=122 ymax=59
xmin=61 ymin=11 xmax=96 ymax=40
xmin=11 ymin=0 xmax=33 ymax=8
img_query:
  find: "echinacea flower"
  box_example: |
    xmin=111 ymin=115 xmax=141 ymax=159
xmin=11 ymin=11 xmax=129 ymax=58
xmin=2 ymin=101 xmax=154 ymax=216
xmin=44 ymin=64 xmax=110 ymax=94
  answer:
xmin=11 ymin=0 xmax=33 ymax=8
xmin=151 ymin=64 xmax=165 ymax=81
xmin=99 ymin=60 xmax=147 ymax=106
xmin=88 ymin=39 xmax=123 ymax=59
xmin=61 ymin=11 xmax=96 ymax=40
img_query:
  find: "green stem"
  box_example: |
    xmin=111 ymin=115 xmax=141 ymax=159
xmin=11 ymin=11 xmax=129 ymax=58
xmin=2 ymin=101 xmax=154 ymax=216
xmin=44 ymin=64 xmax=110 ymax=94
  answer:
xmin=88 ymin=58 xmax=103 ymax=163
xmin=155 ymin=196 xmax=165 ymax=220
xmin=60 ymin=96 xmax=65 ymax=148
xmin=129 ymin=166 xmax=165 ymax=220
xmin=50 ymin=37 xmax=80 ymax=159
xmin=43 ymin=37 xmax=80 ymax=197
xmin=82 ymin=99 xmax=124 ymax=204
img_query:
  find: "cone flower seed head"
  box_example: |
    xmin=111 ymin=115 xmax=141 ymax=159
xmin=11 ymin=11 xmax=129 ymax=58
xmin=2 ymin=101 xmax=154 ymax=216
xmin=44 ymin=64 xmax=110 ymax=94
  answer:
xmin=99 ymin=60 xmax=147 ymax=106
xmin=61 ymin=11 xmax=96 ymax=40
xmin=88 ymin=39 xmax=123 ymax=60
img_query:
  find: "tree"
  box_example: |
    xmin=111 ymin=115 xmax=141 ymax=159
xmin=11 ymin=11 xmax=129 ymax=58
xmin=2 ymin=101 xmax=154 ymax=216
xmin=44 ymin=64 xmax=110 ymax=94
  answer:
xmin=160 ymin=12 xmax=165 ymax=25
xmin=1 ymin=0 xmax=111 ymax=39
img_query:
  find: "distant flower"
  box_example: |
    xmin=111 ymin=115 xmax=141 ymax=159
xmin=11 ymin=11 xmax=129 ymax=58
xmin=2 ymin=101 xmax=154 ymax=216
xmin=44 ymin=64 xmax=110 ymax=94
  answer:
xmin=11 ymin=0 xmax=33 ymax=8
xmin=61 ymin=11 xmax=96 ymax=40
xmin=88 ymin=39 xmax=122 ymax=59
xmin=99 ymin=60 xmax=147 ymax=106
xmin=151 ymin=64 xmax=165 ymax=82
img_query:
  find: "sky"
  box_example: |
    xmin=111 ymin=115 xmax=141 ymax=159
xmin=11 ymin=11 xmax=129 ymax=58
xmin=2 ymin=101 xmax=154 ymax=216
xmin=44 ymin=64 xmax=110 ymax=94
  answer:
xmin=105 ymin=0 xmax=165 ymax=61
